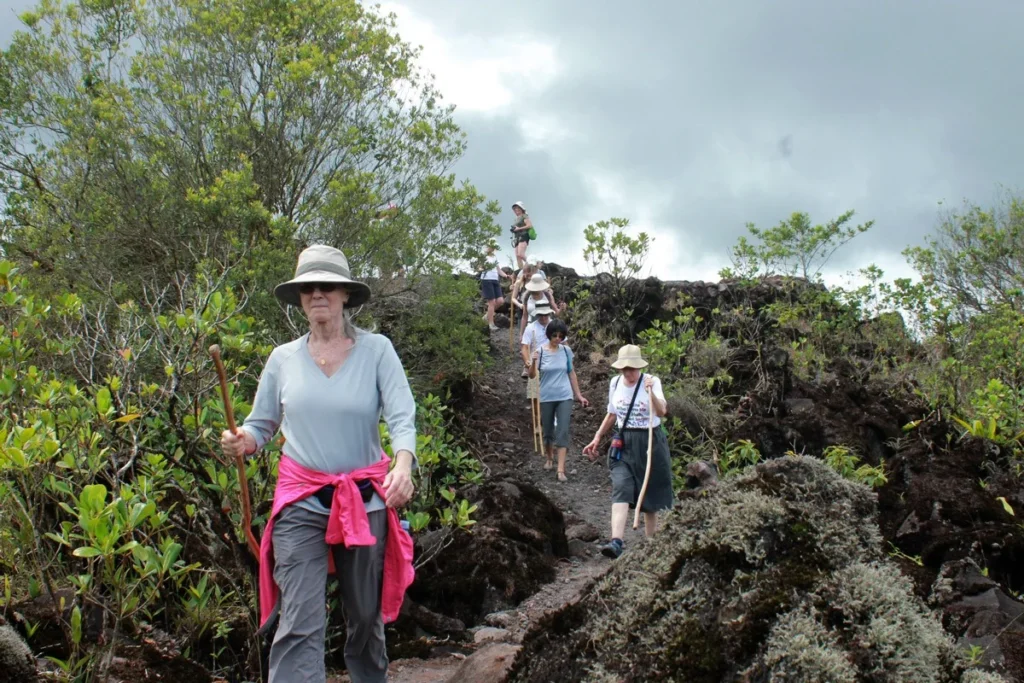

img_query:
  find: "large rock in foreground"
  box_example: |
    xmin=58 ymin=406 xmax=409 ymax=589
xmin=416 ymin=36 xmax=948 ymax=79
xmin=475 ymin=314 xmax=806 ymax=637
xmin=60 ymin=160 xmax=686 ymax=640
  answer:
xmin=506 ymin=457 xmax=995 ymax=683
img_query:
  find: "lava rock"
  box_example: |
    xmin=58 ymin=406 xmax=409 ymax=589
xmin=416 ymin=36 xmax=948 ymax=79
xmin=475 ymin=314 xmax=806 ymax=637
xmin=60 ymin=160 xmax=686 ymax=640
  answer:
xmin=506 ymin=457 xmax=981 ymax=683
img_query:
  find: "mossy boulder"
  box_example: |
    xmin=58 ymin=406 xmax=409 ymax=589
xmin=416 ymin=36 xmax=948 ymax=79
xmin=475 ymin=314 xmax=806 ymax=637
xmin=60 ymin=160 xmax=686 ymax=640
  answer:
xmin=505 ymin=456 xmax=998 ymax=682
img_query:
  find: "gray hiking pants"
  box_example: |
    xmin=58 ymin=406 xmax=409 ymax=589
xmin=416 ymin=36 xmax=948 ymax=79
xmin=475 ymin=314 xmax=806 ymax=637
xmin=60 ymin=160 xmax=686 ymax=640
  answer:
xmin=268 ymin=504 xmax=388 ymax=683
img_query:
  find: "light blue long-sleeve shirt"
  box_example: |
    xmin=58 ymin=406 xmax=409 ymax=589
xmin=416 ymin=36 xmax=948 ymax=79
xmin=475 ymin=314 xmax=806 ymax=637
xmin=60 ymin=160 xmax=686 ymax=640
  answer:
xmin=241 ymin=330 xmax=417 ymax=515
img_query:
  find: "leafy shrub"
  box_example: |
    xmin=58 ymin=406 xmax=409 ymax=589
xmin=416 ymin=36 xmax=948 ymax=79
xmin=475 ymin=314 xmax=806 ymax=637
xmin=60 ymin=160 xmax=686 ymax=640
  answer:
xmin=822 ymin=444 xmax=888 ymax=489
xmin=0 ymin=259 xmax=487 ymax=678
xmin=0 ymin=260 xmax=268 ymax=676
xmin=380 ymin=392 xmax=481 ymax=534
xmin=375 ymin=275 xmax=493 ymax=389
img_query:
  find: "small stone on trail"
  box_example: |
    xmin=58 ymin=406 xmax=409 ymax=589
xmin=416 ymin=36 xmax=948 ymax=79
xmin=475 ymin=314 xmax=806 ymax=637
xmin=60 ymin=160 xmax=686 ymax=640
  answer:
xmin=566 ymin=521 xmax=600 ymax=542
xmin=484 ymin=611 xmax=514 ymax=628
xmin=446 ymin=643 xmax=521 ymax=682
xmin=472 ymin=627 xmax=511 ymax=644
xmin=567 ymin=539 xmax=591 ymax=558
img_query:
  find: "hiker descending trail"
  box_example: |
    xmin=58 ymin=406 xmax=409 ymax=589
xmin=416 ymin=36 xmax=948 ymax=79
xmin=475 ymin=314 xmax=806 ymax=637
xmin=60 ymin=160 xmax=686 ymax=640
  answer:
xmin=583 ymin=344 xmax=675 ymax=559
xmin=528 ymin=318 xmax=590 ymax=480
xmin=474 ymin=243 xmax=512 ymax=332
xmin=222 ymin=245 xmax=416 ymax=683
xmin=509 ymin=201 xmax=535 ymax=269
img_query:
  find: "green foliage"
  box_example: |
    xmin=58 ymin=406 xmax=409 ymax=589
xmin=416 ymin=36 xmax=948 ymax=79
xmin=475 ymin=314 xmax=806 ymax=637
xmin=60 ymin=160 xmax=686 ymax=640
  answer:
xmin=376 ymin=274 xmax=493 ymax=388
xmin=1 ymin=0 xmax=496 ymax=302
xmin=577 ymin=216 xmax=652 ymax=342
xmin=0 ymin=259 xmax=271 ymax=676
xmin=380 ymin=392 xmax=481 ymax=533
xmin=719 ymin=439 xmax=761 ymax=476
xmin=821 ymin=445 xmax=888 ymax=489
xmin=904 ymin=191 xmax=1024 ymax=319
xmin=583 ymin=217 xmax=652 ymax=284
xmin=722 ymin=210 xmax=873 ymax=282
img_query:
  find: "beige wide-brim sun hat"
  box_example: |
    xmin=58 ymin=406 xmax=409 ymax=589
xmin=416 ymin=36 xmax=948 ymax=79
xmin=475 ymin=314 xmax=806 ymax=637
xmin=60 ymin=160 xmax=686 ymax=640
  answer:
xmin=524 ymin=273 xmax=550 ymax=292
xmin=611 ymin=344 xmax=649 ymax=369
xmin=274 ymin=244 xmax=372 ymax=308
xmin=533 ymin=303 xmax=554 ymax=317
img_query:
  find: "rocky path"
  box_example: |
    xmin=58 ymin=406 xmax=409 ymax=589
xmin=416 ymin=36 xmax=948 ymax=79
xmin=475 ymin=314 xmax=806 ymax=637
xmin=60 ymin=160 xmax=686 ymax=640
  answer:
xmin=332 ymin=323 xmax=639 ymax=682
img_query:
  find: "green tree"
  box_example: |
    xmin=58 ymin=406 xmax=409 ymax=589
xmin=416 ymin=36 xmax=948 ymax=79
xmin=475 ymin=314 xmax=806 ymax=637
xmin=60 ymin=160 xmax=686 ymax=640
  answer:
xmin=903 ymin=190 xmax=1024 ymax=320
xmin=722 ymin=210 xmax=873 ymax=281
xmin=579 ymin=216 xmax=652 ymax=341
xmin=0 ymin=0 xmax=497 ymax=300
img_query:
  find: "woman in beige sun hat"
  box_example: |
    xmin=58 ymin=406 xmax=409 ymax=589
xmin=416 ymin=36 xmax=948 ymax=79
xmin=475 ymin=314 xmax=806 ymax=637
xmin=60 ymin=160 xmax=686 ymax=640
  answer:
xmin=582 ymin=344 xmax=674 ymax=560
xmin=220 ymin=244 xmax=416 ymax=682
xmin=517 ymin=272 xmax=561 ymax=346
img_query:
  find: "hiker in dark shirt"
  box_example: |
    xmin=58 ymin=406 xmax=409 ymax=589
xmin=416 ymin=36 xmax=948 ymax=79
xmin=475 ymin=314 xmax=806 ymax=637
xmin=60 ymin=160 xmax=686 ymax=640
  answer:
xmin=510 ymin=201 xmax=534 ymax=269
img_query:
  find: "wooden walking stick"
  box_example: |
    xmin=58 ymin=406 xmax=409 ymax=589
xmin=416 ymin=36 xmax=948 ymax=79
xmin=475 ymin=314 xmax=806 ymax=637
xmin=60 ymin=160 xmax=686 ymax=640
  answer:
xmin=633 ymin=384 xmax=655 ymax=530
xmin=532 ymin=395 xmax=540 ymax=454
xmin=209 ymin=344 xmax=261 ymax=560
xmin=534 ymin=397 xmax=543 ymax=453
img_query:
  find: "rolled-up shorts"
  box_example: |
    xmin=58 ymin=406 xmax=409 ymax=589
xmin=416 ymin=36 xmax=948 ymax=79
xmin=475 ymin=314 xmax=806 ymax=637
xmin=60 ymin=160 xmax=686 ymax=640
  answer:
xmin=481 ymin=279 xmax=502 ymax=300
xmin=609 ymin=427 xmax=675 ymax=512
xmin=540 ymin=399 xmax=573 ymax=448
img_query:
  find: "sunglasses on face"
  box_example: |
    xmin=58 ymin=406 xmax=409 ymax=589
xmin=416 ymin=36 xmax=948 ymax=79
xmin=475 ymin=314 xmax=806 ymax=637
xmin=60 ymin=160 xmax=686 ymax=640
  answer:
xmin=299 ymin=283 xmax=341 ymax=295
xmin=549 ymin=333 xmax=565 ymax=341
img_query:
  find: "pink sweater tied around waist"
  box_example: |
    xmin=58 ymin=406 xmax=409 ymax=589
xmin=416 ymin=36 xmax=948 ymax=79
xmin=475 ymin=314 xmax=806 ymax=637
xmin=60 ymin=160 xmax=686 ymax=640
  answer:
xmin=258 ymin=452 xmax=415 ymax=628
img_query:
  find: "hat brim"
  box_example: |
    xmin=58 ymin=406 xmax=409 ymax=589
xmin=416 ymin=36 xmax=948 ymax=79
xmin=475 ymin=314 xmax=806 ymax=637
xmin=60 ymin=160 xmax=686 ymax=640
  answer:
xmin=611 ymin=358 xmax=649 ymax=369
xmin=533 ymin=308 xmax=554 ymax=317
xmin=274 ymin=269 xmax=371 ymax=308
xmin=525 ymin=282 xmax=550 ymax=291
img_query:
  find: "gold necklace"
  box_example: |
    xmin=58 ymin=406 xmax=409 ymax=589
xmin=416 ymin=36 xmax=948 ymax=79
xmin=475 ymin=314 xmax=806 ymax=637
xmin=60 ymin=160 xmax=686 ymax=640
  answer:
xmin=315 ymin=337 xmax=353 ymax=367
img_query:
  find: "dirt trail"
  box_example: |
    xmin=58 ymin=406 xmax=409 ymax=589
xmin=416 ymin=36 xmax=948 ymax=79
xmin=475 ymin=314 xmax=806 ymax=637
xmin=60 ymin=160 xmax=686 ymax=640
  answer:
xmin=331 ymin=324 xmax=641 ymax=682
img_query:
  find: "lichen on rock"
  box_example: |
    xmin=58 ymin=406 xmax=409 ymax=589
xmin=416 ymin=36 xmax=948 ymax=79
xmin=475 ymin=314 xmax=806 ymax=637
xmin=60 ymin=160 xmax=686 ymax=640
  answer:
xmin=504 ymin=456 xmax=988 ymax=682
xmin=0 ymin=624 xmax=36 ymax=683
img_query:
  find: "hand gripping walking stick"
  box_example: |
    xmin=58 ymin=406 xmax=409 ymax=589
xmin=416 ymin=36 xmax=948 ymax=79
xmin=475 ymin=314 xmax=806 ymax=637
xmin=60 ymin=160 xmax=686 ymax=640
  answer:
xmin=209 ymin=345 xmax=261 ymax=560
xmin=633 ymin=384 xmax=655 ymax=530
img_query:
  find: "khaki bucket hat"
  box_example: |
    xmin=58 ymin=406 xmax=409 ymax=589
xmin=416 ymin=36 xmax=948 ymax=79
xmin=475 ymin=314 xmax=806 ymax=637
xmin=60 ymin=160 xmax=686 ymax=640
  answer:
xmin=611 ymin=344 xmax=649 ymax=370
xmin=274 ymin=244 xmax=371 ymax=308
xmin=511 ymin=200 xmax=527 ymax=212
xmin=533 ymin=302 xmax=554 ymax=317
xmin=524 ymin=273 xmax=550 ymax=292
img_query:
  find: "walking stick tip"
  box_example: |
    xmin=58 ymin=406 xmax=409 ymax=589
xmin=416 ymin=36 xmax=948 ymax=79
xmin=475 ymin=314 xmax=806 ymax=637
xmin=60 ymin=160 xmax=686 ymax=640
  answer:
xmin=208 ymin=343 xmax=221 ymax=357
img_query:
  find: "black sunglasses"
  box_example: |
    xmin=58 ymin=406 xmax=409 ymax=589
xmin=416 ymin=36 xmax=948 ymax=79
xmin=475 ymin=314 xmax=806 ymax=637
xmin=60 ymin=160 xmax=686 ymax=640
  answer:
xmin=298 ymin=282 xmax=342 ymax=295
xmin=549 ymin=333 xmax=565 ymax=340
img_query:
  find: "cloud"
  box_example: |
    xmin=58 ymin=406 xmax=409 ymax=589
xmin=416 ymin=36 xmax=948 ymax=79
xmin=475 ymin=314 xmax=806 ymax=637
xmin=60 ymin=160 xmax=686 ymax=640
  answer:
xmin=382 ymin=0 xmax=1024 ymax=282
xmin=378 ymin=2 xmax=561 ymax=115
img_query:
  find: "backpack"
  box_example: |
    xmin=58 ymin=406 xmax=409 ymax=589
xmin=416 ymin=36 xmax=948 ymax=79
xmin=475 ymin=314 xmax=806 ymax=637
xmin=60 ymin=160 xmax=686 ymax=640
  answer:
xmin=528 ymin=226 xmax=537 ymax=240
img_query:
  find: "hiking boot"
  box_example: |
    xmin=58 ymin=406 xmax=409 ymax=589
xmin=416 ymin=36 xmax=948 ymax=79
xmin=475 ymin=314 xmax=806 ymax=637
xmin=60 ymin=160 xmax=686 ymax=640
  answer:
xmin=600 ymin=538 xmax=624 ymax=559
xmin=489 ymin=323 xmax=500 ymax=332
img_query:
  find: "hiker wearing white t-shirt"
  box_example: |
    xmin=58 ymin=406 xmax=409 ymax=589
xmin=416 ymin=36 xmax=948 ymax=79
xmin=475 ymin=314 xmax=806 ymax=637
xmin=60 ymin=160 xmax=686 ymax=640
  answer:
xmin=521 ymin=302 xmax=554 ymax=452
xmin=474 ymin=244 xmax=511 ymax=331
xmin=521 ymin=302 xmax=553 ymax=384
xmin=517 ymin=273 xmax=560 ymax=357
xmin=583 ymin=344 xmax=675 ymax=560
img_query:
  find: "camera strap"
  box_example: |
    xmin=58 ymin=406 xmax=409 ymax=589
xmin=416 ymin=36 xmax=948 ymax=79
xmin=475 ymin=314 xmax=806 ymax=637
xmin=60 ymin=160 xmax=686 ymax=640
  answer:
xmin=615 ymin=373 xmax=645 ymax=433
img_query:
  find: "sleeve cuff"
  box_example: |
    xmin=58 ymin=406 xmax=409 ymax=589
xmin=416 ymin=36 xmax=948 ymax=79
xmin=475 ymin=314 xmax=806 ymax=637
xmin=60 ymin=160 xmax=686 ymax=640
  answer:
xmin=392 ymin=437 xmax=418 ymax=461
xmin=240 ymin=425 xmax=266 ymax=452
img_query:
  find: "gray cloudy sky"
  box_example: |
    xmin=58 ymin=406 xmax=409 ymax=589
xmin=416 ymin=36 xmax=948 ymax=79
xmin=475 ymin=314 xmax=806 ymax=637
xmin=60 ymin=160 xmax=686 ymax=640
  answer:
xmin=380 ymin=0 xmax=1024 ymax=282
xmin=4 ymin=1 xmax=1023 ymax=283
